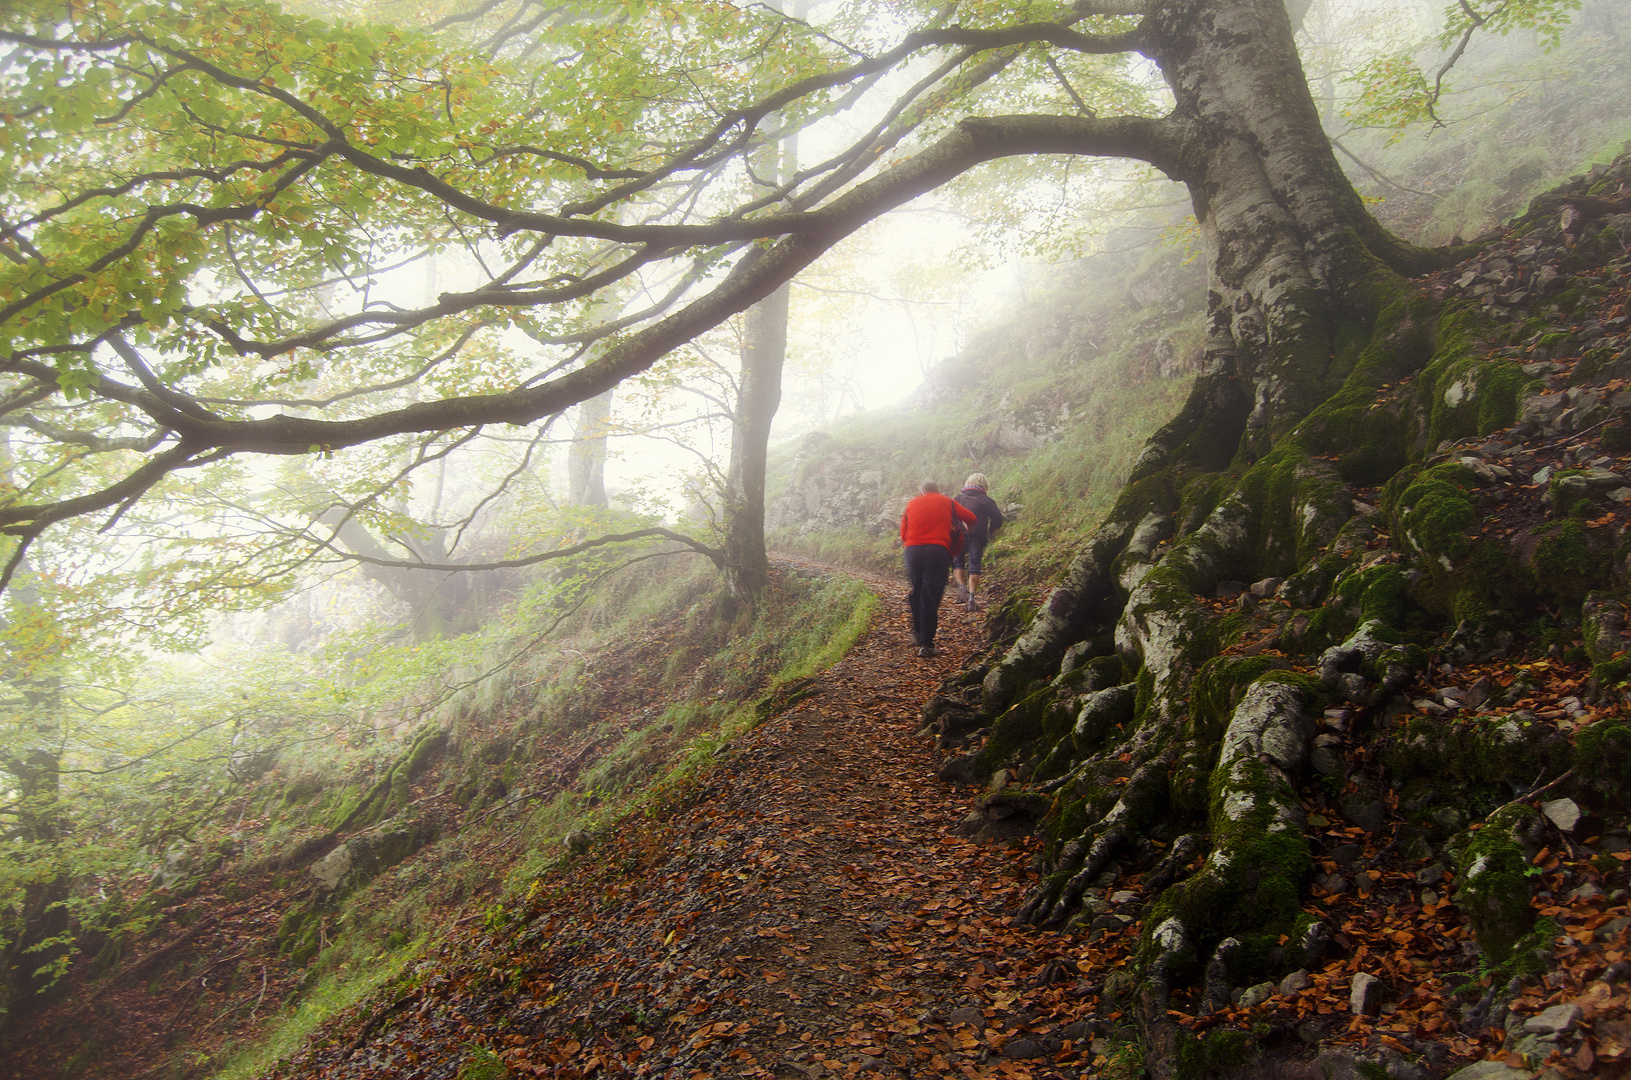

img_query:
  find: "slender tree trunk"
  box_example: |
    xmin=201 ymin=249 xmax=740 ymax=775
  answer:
xmin=0 ymin=556 xmax=70 ymax=1013
xmin=724 ymin=284 xmax=789 ymax=600
xmin=722 ymin=0 xmax=802 ymax=603
xmin=567 ymin=388 xmax=613 ymax=508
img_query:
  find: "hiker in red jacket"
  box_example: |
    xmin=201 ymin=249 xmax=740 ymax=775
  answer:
xmin=899 ymin=480 xmax=978 ymax=658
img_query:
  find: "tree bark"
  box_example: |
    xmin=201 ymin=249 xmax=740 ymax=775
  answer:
xmin=724 ymin=284 xmax=789 ymax=602
xmin=962 ymin=7 xmax=1468 ymax=1064
xmin=566 ymin=388 xmax=613 ymax=508
xmin=316 ymin=508 xmax=476 ymax=640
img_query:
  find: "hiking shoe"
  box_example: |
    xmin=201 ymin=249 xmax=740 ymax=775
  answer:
xmin=918 ymin=644 xmax=936 ymax=658
xmin=956 ymin=586 xmax=970 ymax=604
xmin=965 ymin=597 xmax=979 ymax=612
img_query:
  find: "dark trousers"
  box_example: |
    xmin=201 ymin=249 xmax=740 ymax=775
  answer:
xmin=904 ymin=544 xmax=951 ymax=646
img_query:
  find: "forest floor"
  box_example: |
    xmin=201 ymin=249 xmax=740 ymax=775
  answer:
xmin=260 ymin=569 xmax=1126 ymax=1080
xmin=6 ymin=564 xmax=1628 ymax=1080
xmin=249 ymin=561 xmax=1625 ymax=1080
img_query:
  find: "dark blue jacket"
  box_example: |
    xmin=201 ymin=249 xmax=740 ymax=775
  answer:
xmin=955 ymin=487 xmax=1004 ymax=542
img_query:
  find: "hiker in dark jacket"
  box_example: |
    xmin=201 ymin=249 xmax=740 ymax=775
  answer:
xmin=899 ymin=480 xmax=978 ymax=658
xmin=952 ymin=472 xmax=1004 ymax=612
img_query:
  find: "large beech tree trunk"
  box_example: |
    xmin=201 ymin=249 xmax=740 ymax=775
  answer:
xmin=1150 ymin=0 xmax=1434 ymax=455
xmin=952 ymin=4 xmax=1465 ymax=1074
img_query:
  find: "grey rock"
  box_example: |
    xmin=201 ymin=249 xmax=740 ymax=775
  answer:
xmin=1341 ymin=795 xmax=1387 ymax=834
xmin=948 ymin=1006 xmax=985 ymax=1027
xmin=1280 ymin=969 xmax=1311 ymax=995
xmin=1001 ymin=1039 xmax=1043 ymax=1060
xmin=1581 ymin=467 xmax=1626 ymax=490
xmin=1329 ymin=844 xmax=1362 ymax=866
xmin=1417 ymin=863 xmax=1447 ymax=886
xmin=1443 ymin=1060 xmax=1532 ymax=1080
xmin=1297 ymin=1020 xmax=1333 ymax=1043
xmin=310 ymin=818 xmax=433 ymax=896
xmin=1523 ymin=1003 xmax=1581 ymax=1035
xmin=1540 ymin=797 xmax=1581 ymax=832
xmin=1507 ymin=1033 xmax=1551 ymax=1065
xmin=1310 ymin=1049 xmax=1370 ymax=1080
xmin=1350 ymin=971 xmax=1382 ymax=1015
xmin=1378 ymin=1050 xmax=1428 ymax=1080
xmin=1110 ymin=890 xmax=1139 ymax=905
xmin=1310 ymin=745 xmax=1344 ymax=776
xmin=1335 ymin=671 xmax=1369 ymax=701
xmin=1238 ymin=981 xmax=1276 ymax=1008
xmin=1250 ymin=577 xmax=1284 ymax=598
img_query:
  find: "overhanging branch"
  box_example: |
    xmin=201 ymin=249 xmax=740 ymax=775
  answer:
xmin=314 ymin=526 xmax=725 ymax=572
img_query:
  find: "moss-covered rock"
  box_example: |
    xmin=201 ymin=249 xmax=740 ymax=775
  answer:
xmin=1452 ymin=804 xmax=1543 ymax=965
xmin=309 ymin=817 xmax=437 ymax=900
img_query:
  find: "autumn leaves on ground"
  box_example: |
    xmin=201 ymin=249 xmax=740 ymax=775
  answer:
xmin=5 ymin=557 xmax=1630 ymax=1080
xmin=259 ymin=575 xmax=1125 ymax=1080
xmin=256 ymin=571 xmax=1631 ymax=1080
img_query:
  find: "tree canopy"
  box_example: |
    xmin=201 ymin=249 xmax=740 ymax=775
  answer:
xmin=0 ymin=0 xmax=1581 ymax=623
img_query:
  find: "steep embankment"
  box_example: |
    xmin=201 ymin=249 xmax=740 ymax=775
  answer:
xmin=757 ymin=154 xmax=1631 ymax=1080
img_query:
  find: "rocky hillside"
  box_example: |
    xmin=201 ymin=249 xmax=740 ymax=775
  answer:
xmin=901 ymin=148 xmax=1631 ymax=1077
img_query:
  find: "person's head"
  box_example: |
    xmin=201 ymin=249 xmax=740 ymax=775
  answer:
xmin=964 ymin=472 xmax=987 ymax=491
xmin=920 ymin=479 xmax=940 ymax=494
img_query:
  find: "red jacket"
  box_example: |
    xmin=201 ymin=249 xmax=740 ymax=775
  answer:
xmin=900 ymin=491 xmax=977 ymax=548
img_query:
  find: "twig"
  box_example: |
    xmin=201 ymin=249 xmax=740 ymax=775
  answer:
xmin=251 ymin=962 xmax=268 ymax=1019
xmin=1331 ymin=137 xmax=1441 ymax=199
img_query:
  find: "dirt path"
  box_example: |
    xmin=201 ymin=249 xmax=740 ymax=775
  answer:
xmin=274 ymin=572 xmax=1123 ymax=1080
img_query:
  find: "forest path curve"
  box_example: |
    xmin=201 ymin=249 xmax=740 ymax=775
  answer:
xmin=275 ymin=564 xmax=1117 ymax=1080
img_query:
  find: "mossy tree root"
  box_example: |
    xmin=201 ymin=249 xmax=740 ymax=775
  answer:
xmin=1136 ymin=677 xmax=1317 ymax=1011
xmin=1021 ymin=755 xmax=1173 ymax=925
xmin=981 ymin=516 xmax=1138 ymax=714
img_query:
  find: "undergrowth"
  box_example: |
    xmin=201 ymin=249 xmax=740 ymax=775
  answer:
xmin=207 ymin=558 xmax=874 ymax=1080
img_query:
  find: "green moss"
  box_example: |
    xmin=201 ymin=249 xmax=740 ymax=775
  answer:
xmin=1071 ymin=686 xmax=1137 ymax=755
xmin=1287 ymin=292 xmax=1435 ymax=484
xmin=326 ymin=784 xmax=366 ymax=831
xmin=456 ymin=1046 xmax=512 ymax=1080
xmin=1175 ymin=1027 xmax=1257 ymax=1080
xmin=1531 ymin=520 xmax=1602 ymax=600
xmin=283 ymin=775 xmax=324 ymax=808
xmin=1047 ymin=793 xmax=1092 ymax=849
xmin=1176 ymin=473 xmax=1230 ymax=535
xmin=1456 ymin=806 xmax=1540 ymax=965
xmin=972 ymin=691 xmax=1049 ymax=775
xmin=1576 ymin=719 xmax=1631 ymax=791
xmin=1230 ymin=446 xmax=1354 ymax=577
xmin=1384 ymin=710 xmax=1570 ymax=787
xmin=1133 ymin=665 xmax=1156 ymax=718
xmin=1141 ymin=750 xmax=1312 ymax=975
xmin=1305 ymin=563 xmax=1411 ymax=646
xmin=403 ymin=730 xmax=447 ymax=777
xmin=1188 ymin=656 xmax=1294 ymax=743
xmin=1169 ymin=739 xmax=1216 ymax=819
xmin=1388 ymin=462 xmax=1479 ymax=563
